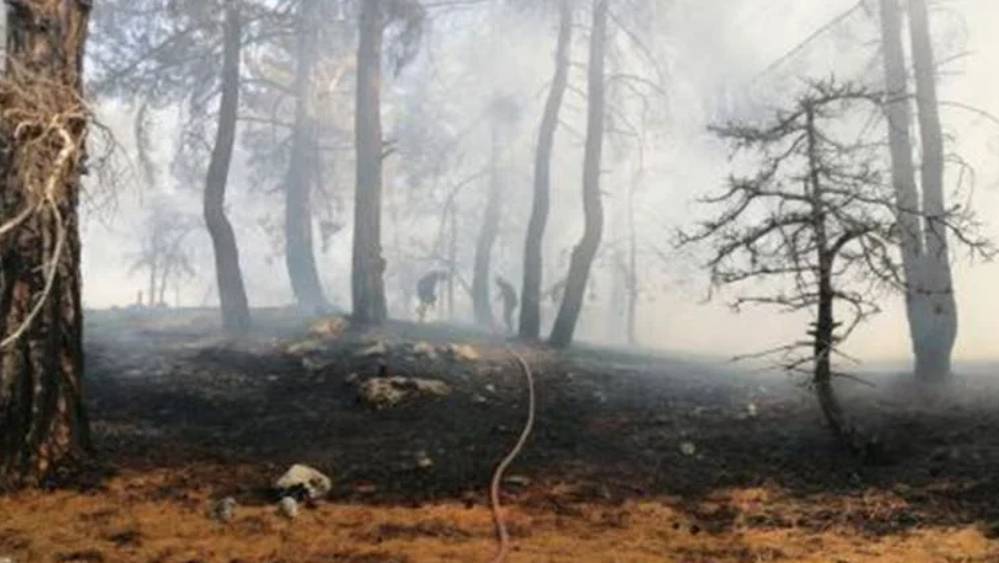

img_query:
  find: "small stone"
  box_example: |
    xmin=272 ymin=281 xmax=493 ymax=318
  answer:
xmin=680 ymin=441 xmax=697 ymax=456
xmin=286 ymin=339 xmax=326 ymax=356
xmin=504 ymin=475 xmax=531 ymax=488
xmin=274 ymin=464 xmax=332 ymax=500
xmin=302 ymin=356 xmax=333 ymax=373
xmin=413 ymin=341 xmax=438 ymax=360
xmin=356 ymin=341 xmax=388 ymax=359
xmin=344 ymin=372 xmax=359 ymax=385
xmin=472 ymin=394 xmax=488 ymax=405
xmin=278 ymin=496 xmax=299 ymax=519
xmin=309 ymin=317 xmax=347 ymax=339
xmin=212 ymin=497 xmax=237 ymax=523
xmin=415 ymin=450 xmax=434 ymax=469
xmin=747 ymin=403 xmax=758 ymax=418
xmin=358 ymin=377 xmax=452 ymax=409
xmin=484 ymin=384 xmax=497 ymax=394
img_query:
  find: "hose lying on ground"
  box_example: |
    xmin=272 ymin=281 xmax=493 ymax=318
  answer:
xmin=488 ymin=346 xmax=536 ymax=563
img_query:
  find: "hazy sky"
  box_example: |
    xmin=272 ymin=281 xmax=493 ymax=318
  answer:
xmin=75 ymin=1 xmax=999 ymax=367
xmin=642 ymin=0 xmax=999 ymax=365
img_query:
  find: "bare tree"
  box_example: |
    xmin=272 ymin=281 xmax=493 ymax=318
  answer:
xmin=519 ymin=0 xmax=573 ymax=340
xmin=472 ymin=96 xmax=518 ymax=328
xmin=878 ymin=0 xmax=958 ymax=383
xmin=0 ymin=0 xmax=93 ymax=487
xmin=682 ymin=81 xmax=989 ymax=452
xmin=550 ymin=0 xmax=609 ymax=348
xmin=285 ymin=0 xmax=329 ymax=314
xmin=204 ymin=0 xmax=251 ymax=336
xmin=127 ymin=206 xmax=198 ymax=307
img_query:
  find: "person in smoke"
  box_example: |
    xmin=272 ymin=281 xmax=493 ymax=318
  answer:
xmin=416 ymin=270 xmax=449 ymax=322
xmin=495 ymin=276 xmax=519 ymax=334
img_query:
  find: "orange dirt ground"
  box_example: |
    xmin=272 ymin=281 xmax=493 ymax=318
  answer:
xmin=2 ymin=466 xmax=996 ymax=562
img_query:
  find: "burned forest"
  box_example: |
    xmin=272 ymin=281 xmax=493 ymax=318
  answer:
xmin=5 ymin=0 xmax=999 ymax=561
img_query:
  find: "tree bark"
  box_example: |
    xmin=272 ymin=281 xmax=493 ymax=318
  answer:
xmin=519 ymin=0 xmax=573 ymax=340
xmin=285 ymin=0 xmax=328 ymax=315
xmin=0 ymin=0 xmax=92 ymax=488
xmin=878 ymin=0 xmax=928 ymax=369
xmin=204 ymin=0 xmax=251 ymax=336
xmin=352 ymin=0 xmax=388 ymax=325
xmin=804 ymin=106 xmax=859 ymax=453
xmin=907 ymin=0 xmax=957 ymax=382
xmin=472 ymin=122 xmax=502 ymax=327
xmin=549 ymin=0 xmax=608 ymax=348
xmin=549 ymin=0 xmax=610 ymax=348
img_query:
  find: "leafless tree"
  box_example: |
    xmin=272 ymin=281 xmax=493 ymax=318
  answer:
xmin=519 ymin=0 xmax=573 ymax=341
xmin=681 ymin=80 xmax=990 ymax=452
xmin=127 ymin=206 xmax=198 ymax=307
xmin=550 ymin=0 xmax=609 ymax=348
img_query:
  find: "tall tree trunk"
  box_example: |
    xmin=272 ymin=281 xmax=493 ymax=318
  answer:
xmin=285 ymin=0 xmax=328 ymax=315
xmin=519 ymin=0 xmax=573 ymax=340
xmin=878 ymin=0 xmax=928 ymax=372
xmin=549 ymin=0 xmax=608 ymax=348
xmin=204 ymin=0 xmax=251 ymax=336
xmin=352 ymin=0 xmax=388 ymax=324
xmin=908 ymin=0 xmax=957 ymax=382
xmin=472 ymin=122 xmax=502 ymax=327
xmin=0 ymin=0 xmax=92 ymax=488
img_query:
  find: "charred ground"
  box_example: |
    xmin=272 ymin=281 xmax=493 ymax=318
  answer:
xmin=3 ymin=308 xmax=999 ymax=561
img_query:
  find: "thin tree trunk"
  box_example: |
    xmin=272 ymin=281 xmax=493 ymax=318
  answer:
xmin=878 ymin=0 xmax=929 ymax=373
xmin=549 ymin=0 xmax=608 ymax=348
xmin=472 ymin=122 xmax=502 ymax=327
xmin=626 ymin=169 xmax=639 ymax=346
xmin=804 ymin=106 xmax=857 ymax=453
xmin=908 ymin=0 xmax=957 ymax=382
xmin=0 ymin=0 xmax=92 ymax=488
xmin=148 ymin=260 xmax=157 ymax=307
xmin=285 ymin=0 xmax=328 ymax=315
xmin=204 ymin=0 xmax=251 ymax=336
xmin=448 ymin=203 xmax=457 ymax=320
xmin=352 ymin=0 xmax=388 ymax=325
xmin=519 ymin=0 xmax=573 ymax=340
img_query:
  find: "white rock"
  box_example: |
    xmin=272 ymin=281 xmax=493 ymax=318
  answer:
xmin=274 ymin=464 xmax=332 ymax=500
xmin=278 ymin=496 xmax=299 ymax=519
xmin=680 ymin=441 xmax=697 ymax=456
xmin=415 ymin=450 xmax=434 ymax=469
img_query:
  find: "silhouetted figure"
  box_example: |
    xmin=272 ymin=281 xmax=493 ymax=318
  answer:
xmin=416 ymin=270 xmax=449 ymax=322
xmin=495 ymin=276 xmax=518 ymax=334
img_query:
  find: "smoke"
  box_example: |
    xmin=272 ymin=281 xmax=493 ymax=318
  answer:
xmin=77 ymin=0 xmax=999 ymax=365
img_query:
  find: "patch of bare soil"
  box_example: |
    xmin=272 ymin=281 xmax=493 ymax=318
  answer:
xmin=3 ymin=308 xmax=999 ymax=562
